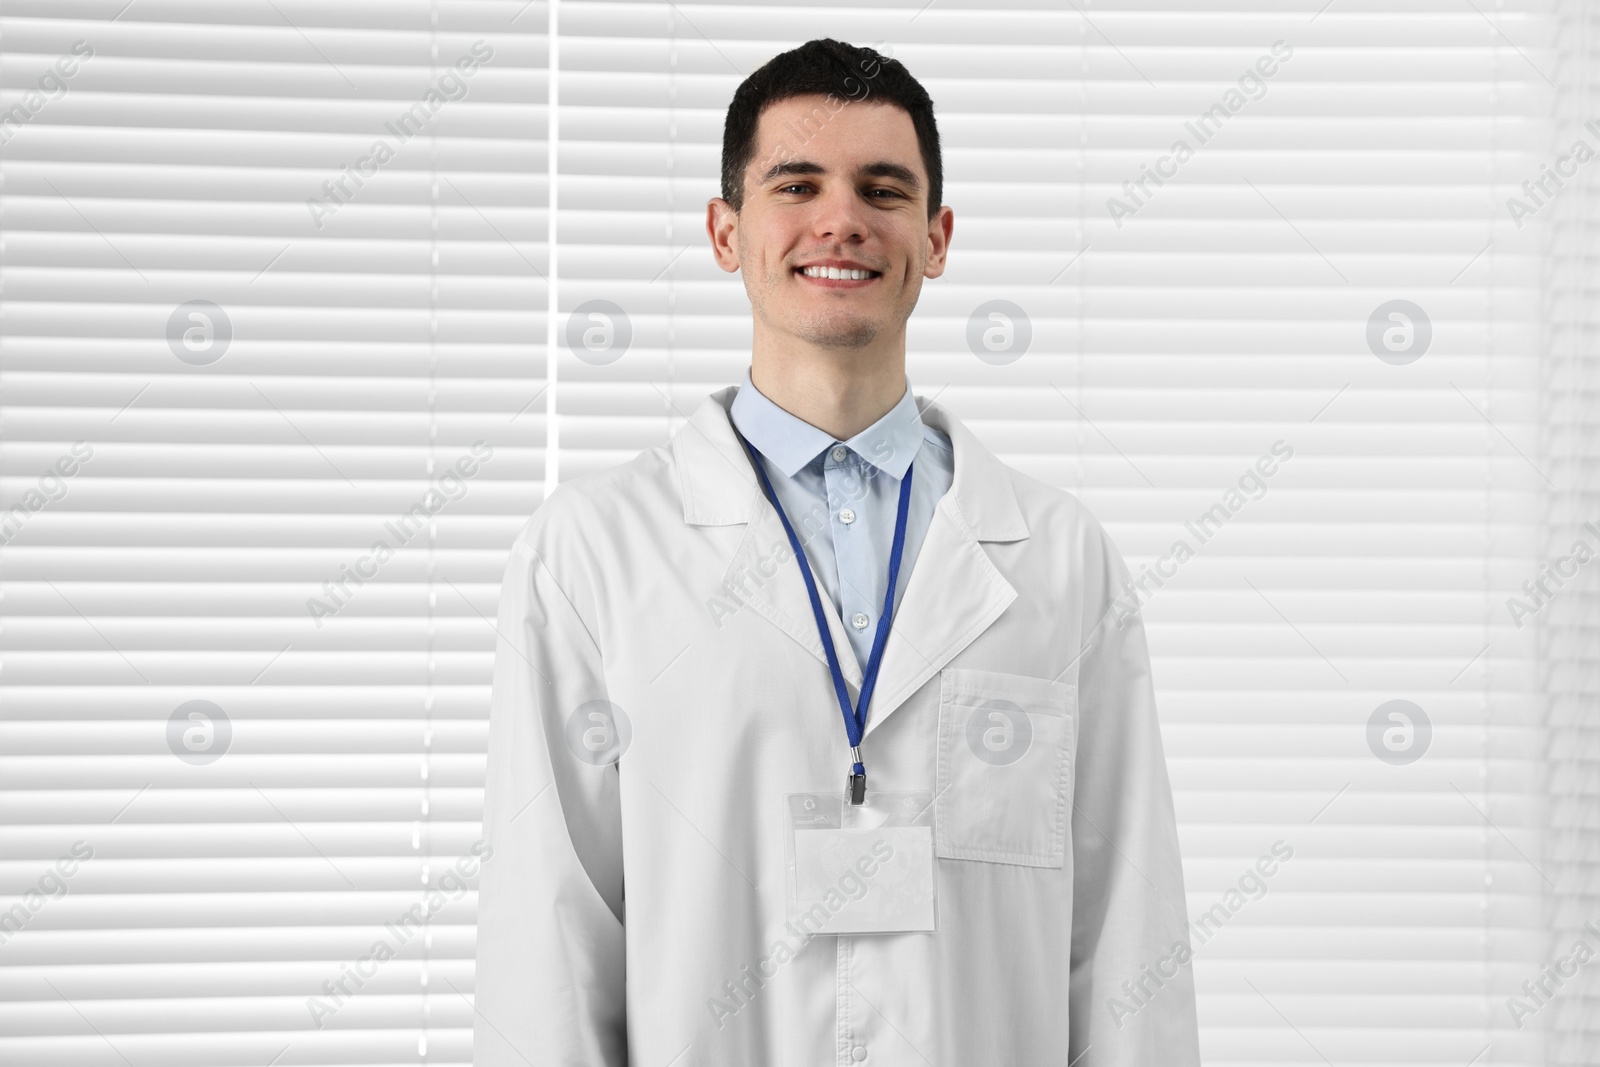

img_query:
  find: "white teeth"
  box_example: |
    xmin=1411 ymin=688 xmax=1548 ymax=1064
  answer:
xmin=801 ymin=266 xmax=874 ymax=280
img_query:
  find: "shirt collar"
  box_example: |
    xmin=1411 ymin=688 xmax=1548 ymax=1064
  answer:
xmin=728 ymin=365 xmax=925 ymax=480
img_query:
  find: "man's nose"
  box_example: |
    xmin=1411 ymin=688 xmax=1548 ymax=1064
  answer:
xmin=811 ymin=186 xmax=871 ymax=242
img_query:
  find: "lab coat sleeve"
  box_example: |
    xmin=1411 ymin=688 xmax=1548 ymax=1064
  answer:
xmin=474 ymin=521 xmax=627 ymax=1067
xmin=1067 ymin=531 xmax=1200 ymax=1066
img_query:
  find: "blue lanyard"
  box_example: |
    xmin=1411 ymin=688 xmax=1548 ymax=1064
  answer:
xmin=732 ymin=426 xmax=913 ymax=805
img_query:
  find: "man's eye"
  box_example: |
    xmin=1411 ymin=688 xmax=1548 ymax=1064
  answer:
xmin=869 ymin=188 xmax=904 ymax=199
xmin=780 ymin=184 xmax=810 ymax=194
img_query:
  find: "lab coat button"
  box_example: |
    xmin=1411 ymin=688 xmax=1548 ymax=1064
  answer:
xmin=851 ymin=612 xmax=870 ymax=630
xmin=830 ymin=445 xmax=848 ymax=462
xmin=851 ymin=1047 xmax=867 ymax=1061
xmin=839 ymin=507 xmax=856 ymax=525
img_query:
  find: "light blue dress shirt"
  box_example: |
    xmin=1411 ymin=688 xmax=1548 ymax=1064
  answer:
xmin=729 ymin=366 xmax=954 ymax=672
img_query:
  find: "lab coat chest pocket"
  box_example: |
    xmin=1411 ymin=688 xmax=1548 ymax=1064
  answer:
xmin=934 ymin=668 xmax=1077 ymax=868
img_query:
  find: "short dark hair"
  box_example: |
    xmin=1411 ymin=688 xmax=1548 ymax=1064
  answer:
xmin=719 ymin=38 xmax=943 ymax=221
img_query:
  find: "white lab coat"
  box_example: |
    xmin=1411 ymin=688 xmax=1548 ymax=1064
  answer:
xmin=474 ymin=385 xmax=1200 ymax=1066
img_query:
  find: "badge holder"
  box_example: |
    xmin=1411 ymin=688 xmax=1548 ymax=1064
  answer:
xmin=784 ymin=789 xmax=936 ymax=935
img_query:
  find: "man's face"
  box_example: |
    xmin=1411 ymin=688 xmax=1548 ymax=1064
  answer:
xmin=709 ymin=94 xmax=951 ymax=352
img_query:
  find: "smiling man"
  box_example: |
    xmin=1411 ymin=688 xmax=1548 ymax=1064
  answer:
xmin=474 ymin=38 xmax=1200 ymax=1067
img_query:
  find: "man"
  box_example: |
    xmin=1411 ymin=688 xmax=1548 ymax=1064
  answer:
xmin=475 ymin=38 xmax=1199 ymax=1066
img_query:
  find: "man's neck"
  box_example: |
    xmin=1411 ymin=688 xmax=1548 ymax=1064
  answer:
xmin=749 ymin=350 xmax=907 ymax=441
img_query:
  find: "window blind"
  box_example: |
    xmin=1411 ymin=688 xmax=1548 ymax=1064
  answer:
xmin=1542 ymin=1 xmax=1599 ymax=1062
xmin=3 ymin=1 xmax=1591 ymax=1066
xmin=0 ymin=2 xmax=540 ymax=1065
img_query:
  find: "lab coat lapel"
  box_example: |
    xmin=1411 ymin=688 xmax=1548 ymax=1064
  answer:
xmin=860 ymin=395 xmax=1029 ymax=738
xmin=672 ymin=387 xmax=1031 ymax=715
xmin=727 ymin=496 xmax=867 ymax=690
xmin=675 ymin=387 xmax=864 ymax=690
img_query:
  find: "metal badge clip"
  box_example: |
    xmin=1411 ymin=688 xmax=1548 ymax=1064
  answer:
xmin=848 ymin=771 xmax=866 ymax=805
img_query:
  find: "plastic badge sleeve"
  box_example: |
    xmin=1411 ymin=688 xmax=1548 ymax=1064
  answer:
xmin=784 ymin=790 xmax=936 ymax=935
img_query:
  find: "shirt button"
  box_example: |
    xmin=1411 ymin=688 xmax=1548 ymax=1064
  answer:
xmin=830 ymin=445 xmax=848 ymax=462
xmin=838 ymin=507 xmax=856 ymax=525
xmin=851 ymin=612 xmax=870 ymax=630
xmin=851 ymin=1048 xmax=867 ymax=1062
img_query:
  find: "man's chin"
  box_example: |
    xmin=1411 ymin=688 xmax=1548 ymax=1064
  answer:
xmin=792 ymin=316 xmax=883 ymax=351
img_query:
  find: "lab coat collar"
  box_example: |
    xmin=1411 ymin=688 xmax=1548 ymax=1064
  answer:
xmin=676 ymin=384 xmax=1028 ymax=541
xmin=674 ymin=384 xmax=1028 ymax=736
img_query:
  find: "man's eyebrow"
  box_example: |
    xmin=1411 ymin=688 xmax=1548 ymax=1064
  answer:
xmin=759 ymin=160 xmax=826 ymax=184
xmin=758 ymin=159 xmax=923 ymax=192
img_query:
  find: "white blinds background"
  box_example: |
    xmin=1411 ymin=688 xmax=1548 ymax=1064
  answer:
xmin=1545 ymin=0 xmax=1599 ymax=1062
xmin=1 ymin=1 xmax=1590 ymax=1067
xmin=1 ymin=2 xmax=541 ymax=1065
xmin=553 ymin=1 xmax=1569 ymax=1065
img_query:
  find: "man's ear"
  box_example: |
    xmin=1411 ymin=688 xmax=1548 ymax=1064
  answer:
xmin=706 ymin=197 xmax=742 ymax=274
xmin=923 ymin=204 xmax=954 ymax=280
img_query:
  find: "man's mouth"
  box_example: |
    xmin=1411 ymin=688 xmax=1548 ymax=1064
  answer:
xmin=794 ymin=265 xmax=883 ymax=287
